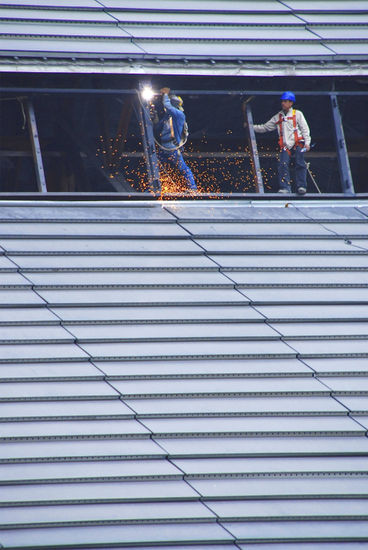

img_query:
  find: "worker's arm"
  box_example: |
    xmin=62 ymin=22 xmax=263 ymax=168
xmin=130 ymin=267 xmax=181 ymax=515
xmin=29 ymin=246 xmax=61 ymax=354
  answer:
xmin=162 ymin=93 xmax=179 ymax=117
xmin=253 ymin=114 xmax=278 ymax=133
xmin=297 ymin=110 xmax=311 ymax=149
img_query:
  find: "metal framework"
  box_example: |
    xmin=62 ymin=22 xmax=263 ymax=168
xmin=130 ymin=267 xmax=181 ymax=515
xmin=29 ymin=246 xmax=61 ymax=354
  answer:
xmin=1 ymin=87 xmax=367 ymax=196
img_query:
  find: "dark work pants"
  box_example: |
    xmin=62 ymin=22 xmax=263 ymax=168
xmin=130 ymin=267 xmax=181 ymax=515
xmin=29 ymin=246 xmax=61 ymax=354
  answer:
xmin=157 ymin=147 xmax=197 ymax=190
xmin=278 ymin=146 xmax=307 ymax=191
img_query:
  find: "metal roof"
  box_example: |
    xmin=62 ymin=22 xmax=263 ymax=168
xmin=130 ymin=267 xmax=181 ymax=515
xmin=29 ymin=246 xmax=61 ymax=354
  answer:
xmin=0 ymin=0 xmax=367 ymax=75
xmin=0 ymin=198 xmax=368 ymax=548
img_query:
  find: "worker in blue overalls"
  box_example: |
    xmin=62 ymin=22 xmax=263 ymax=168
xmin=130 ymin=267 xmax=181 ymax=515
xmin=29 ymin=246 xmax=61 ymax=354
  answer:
xmin=154 ymin=87 xmax=197 ymax=191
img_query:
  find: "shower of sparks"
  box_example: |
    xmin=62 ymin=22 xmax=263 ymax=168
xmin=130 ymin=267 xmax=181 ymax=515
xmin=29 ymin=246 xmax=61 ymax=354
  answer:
xmin=97 ymin=131 xmax=282 ymax=199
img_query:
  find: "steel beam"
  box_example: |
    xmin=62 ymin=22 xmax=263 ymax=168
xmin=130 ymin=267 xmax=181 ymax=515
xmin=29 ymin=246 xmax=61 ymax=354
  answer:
xmin=136 ymin=84 xmax=160 ymax=192
xmin=330 ymin=94 xmax=355 ymax=196
xmin=24 ymin=99 xmax=47 ymax=192
xmin=243 ymin=98 xmax=264 ymax=194
xmin=2 ymin=87 xmax=368 ymax=96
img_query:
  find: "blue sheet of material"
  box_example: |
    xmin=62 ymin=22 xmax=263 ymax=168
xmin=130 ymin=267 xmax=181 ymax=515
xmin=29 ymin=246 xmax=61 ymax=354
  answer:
xmin=0 ymin=200 xmax=368 ymax=548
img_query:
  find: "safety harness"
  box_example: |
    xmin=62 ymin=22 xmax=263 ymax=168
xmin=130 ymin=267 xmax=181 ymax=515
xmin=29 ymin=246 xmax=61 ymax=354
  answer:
xmin=277 ymin=109 xmax=304 ymax=155
xmin=168 ymin=115 xmax=188 ymax=149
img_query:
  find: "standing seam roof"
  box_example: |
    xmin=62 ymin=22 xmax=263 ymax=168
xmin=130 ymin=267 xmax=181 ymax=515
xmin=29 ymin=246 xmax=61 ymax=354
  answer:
xmin=0 ymin=199 xmax=367 ymax=548
xmin=0 ymin=0 xmax=367 ymax=68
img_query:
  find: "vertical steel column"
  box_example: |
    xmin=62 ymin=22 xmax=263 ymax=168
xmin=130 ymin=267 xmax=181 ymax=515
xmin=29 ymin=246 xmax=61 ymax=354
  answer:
xmin=137 ymin=84 xmax=160 ymax=192
xmin=243 ymin=99 xmax=264 ymax=193
xmin=24 ymin=98 xmax=47 ymax=192
xmin=330 ymin=94 xmax=355 ymax=195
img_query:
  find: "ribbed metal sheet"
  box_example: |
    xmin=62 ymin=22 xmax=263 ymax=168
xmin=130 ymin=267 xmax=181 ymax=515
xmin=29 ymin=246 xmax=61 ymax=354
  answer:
xmin=0 ymin=0 xmax=367 ymax=66
xmin=0 ymin=200 xmax=368 ymax=549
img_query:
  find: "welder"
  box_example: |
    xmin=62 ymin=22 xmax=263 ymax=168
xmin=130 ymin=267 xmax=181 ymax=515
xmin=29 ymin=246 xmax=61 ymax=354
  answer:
xmin=253 ymin=91 xmax=311 ymax=194
xmin=153 ymin=87 xmax=197 ymax=191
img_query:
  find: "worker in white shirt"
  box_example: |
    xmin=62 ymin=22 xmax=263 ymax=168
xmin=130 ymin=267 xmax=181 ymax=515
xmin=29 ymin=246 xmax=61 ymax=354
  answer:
xmin=253 ymin=92 xmax=311 ymax=194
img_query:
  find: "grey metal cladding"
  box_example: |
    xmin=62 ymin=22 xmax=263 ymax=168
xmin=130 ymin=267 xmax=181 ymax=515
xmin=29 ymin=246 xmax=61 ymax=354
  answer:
xmin=0 ymin=222 xmax=187 ymax=237
xmin=196 ymin=237 xmax=362 ymax=252
xmin=26 ymin=270 xmax=230 ymax=286
xmin=66 ymin=321 xmax=278 ymax=341
xmin=37 ymin=288 xmax=249 ymax=306
xmin=11 ymin=254 xmax=215 ymax=269
xmin=0 ymin=205 xmax=175 ymax=221
xmin=0 ymin=522 xmax=235 ymax=547
xmin=0 ymin=0 xmax=101 ymax=7
xmin=0 ymin=237 xmax=201 ymax=253
xmin=0 ymin=399 xmax=134 ymax=419
xmin=50 ymin=304 xmax=262 ymax=322
xmin=1 ymin=0 xmax=368 ymax=65
xmin=182 ymin=222 xmax=333 ymax=236
xmin=0 ymin=362 xmax=104 ymax=381
xmin=100 ymin=0 xmax=290 ymax=11
xmin=124 ymin=395 xmax=347 ymax=416
xmin=158 ymin=436 xmax=368 ymax=458
xmin=96 ymin=357 xmax=310 ymax=377
xmin=1 ymin=200 xmax=368 ymax=547
xmin=110 ymin=377 xmax=326 ymax=398
xmin=0 ymin=439 xmax=166 ymax=462
xmin=223 ymin=519 xmax=368 ymax=542
xmin=255 ymin=304 xmax=368 ymax=321
xmin=190 ymin=476 xmax=368 ymax=498
xmin=212 ymin=254 xmax=368 ymax=268
xmin=0 ymin=501 xmax=216 ymax=525
xmin=0 ymin=7 xmax=115 ymax=23
xmin=0 ymin=479 xmax=199 ymax=504
xmin=0 ymin=419 xmax=151 ymax=440
xmin=142 ymin=415 xmax=365 ymax=436
xmin=80 ymin=339 xmax=294 ymax=361
xmin=0 ymin=459 xmax=181 ymax=483
xmin=172 ymin=455 xmax=368 ymax=475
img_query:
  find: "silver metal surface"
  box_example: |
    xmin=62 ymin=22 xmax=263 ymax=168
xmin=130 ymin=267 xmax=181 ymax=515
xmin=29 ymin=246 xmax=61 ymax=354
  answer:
xmin=1 ymin=200 xmax=368 ymax=547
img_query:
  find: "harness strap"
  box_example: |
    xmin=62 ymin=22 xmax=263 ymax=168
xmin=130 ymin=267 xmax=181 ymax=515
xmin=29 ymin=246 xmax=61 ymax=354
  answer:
xmin=277 ymin=109 xmax=304 ymax=155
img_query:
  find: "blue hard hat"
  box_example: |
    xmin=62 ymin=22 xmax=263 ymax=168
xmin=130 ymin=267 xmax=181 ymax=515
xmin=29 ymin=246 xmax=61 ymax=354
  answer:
xmin=281 ymin=91 xmax=295 ymax=102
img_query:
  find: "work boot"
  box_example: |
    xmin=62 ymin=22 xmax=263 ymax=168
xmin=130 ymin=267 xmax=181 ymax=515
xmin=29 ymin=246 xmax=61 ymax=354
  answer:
xmin=278 ymin=189 xmax=289 ymax=194
xmin=297 ymin=186 xmax=307 ymax=195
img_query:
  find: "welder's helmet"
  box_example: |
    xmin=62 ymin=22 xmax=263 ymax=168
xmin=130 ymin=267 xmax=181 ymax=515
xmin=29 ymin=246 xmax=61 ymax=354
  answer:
xmin=170 ymin=94 xmax=184 ymax=110
xmin=280 ymin=91 xmax=295 ymax=102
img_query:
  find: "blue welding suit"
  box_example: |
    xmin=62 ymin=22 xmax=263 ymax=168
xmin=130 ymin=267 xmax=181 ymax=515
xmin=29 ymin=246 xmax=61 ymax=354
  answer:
xmin=155 ymin=94 xmax=197 ymax=190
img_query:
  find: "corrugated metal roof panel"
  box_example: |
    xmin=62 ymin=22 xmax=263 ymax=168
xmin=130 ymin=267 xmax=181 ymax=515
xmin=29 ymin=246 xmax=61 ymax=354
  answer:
xmin=1 ymin=200 xmax=368 ymax=548
xmin=0 ymin=7 xmax=114 ymax=22
xmin=101 ymin=0 xmax=290 ymax=11
xmin=0 ymin=21 xmax=130 ymax=38
xmin=285 ymin=0 xmax=368 ymax=11
xmin=133 ymin=39 xmax=332 ymax=58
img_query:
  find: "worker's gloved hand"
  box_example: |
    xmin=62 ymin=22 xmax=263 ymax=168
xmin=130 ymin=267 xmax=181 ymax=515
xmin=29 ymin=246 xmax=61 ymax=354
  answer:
xmin=160 ymin=87 xmax=170 ymax=95
xmin=304 ymin=144 xmax=310 ymax=151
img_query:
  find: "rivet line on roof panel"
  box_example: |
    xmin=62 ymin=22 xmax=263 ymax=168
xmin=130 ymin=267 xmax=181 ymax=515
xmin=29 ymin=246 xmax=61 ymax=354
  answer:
xmin=186 ymin=471 xmax=368 ymax=480
xmin=137 ymin=411 xmax=347 ymax=419
xmin=107 ymin=372 xmax=311 ymax=380
xmin=116 ymin=391 xmax=328 ymax=399
xmin=0 ymin=454 xmax=164 ymax=465
xmin=1 ymin=433 xmax=151 ymax=442
xmin=153 ymin=430 xmax=365 ymax=438
xmin=1 ymin=473 xmax=184 ymax=487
